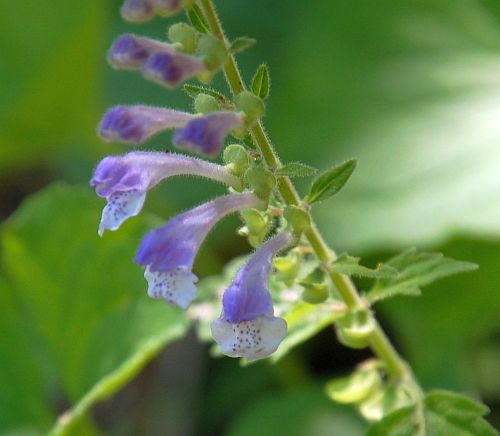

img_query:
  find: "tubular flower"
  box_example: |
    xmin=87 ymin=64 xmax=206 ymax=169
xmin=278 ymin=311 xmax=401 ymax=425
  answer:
xmin=90 ymin=151 xmax=241 ymax=236
xmin=98 ymin=105 xmax=195 ymax=145
xmin=135 ymin=193 xmax=264 ymax=309
xmin=173 ymin=111 xmax=245 ymax=158
xmin=211 ymin=232 xmax=293 ymax=361
xmin=120 ymin=0 xmax=189 ymax=22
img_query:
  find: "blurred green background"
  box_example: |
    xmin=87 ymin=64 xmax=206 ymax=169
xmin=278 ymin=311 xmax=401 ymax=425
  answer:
xmin=1 ymin=0 xmax=500 ymax=434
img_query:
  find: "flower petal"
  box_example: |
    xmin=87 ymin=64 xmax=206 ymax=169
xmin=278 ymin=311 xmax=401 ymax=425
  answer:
xmin=99 ymin=190 xmax=146 ymax=236
xmin=211 ymin=315 xmax=287 ymax=361
xmin=145 ymin=266 xmax=198 ymax=309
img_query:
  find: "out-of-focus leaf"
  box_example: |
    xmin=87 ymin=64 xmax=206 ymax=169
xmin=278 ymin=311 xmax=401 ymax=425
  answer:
xmin=0 ymin=0 xmax=105 ymax=171
xmin=0 ymin=185 xmax=189 ymax=434
xmin=367 ymin=248 xmax=477 ymax=303
xmin=306 ymin=160 xmax=357 ymax=204
xmin=330 ymin=253 xmax=398 ymax=279
xmin=186 ymin=4 xmax=209 ymax=34
xmin=325 ymin=364 xmax=381 ymax=405
xmin=230 ymin=37 xmax=257 ymax=54
xmin=367 ymin=390 xmax=497 ymax=436
xmin=228 ymin=384 xmax=367 ymax=436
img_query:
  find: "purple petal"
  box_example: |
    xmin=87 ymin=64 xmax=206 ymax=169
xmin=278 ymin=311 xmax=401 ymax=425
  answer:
xmin=120 ymin=0 xmax=155 ymax=23
xmin=173 ymin=112 xmax=244 ymax=157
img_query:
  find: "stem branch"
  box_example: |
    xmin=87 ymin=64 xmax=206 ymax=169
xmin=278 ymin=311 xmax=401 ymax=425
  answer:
xmin=199 ymin=0 xmax=414 ymax=383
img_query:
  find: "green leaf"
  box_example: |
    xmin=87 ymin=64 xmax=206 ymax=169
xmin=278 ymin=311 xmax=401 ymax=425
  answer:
xmin=230 ymin=37 xmax=257 ymax=54
xmin=330 ymin=253 xmax=398 ymax=279
xmin=186 ymin=4 xmax=210 ymax=34
xmin=367 ymin=390 xmax=497 ymax=436
xmin=0 ymin=185 xmax=189 ymax=434
xmin=367 ymin=248 xmax=477 ymax=303
xmin=305 ymin=159 xmax=357 ymax=204
xmin=183 ymin=83 xmax=228 ymax=101
xmin=276 ymin=162 xmax=318 ymax=178
xmin=251 ymin=64 xmax=271 ymax=99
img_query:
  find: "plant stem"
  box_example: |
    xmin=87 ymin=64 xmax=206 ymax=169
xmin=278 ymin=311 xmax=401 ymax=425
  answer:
xmin=199 ymin=0 xmax=414 ymax=382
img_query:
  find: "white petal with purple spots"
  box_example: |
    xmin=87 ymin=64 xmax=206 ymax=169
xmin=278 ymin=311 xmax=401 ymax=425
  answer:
xmin=99 ymin=190 xmax=146 ymax=236
xmin=144 ymin=266 xmax=198 ymax=309
xmin=211 ymin=315 xmax=287 ymax=361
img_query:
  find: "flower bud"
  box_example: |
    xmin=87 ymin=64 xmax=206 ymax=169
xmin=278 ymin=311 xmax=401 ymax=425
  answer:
xmin=240 ymin=208 xmax=269 ymax=247
xmin=302 ymin=283 xmax=329 ymax=304
xmin=336 ymin=309 xmax=375 ymax=349
xmin=194 ymin=94 xmax=219 ymax=114
xmin=120 ymin=0 xmax=155 ymax=23
xmin=273 ymin=250 xmax=301 ymax=285
xmin=223 ymin=144 xmax=249 ymax=176
xmin=168 ymin=22 xmax=197 ymax=53
xmin=235 ymin=91 xmax=265 ymax=122
xmin=197 ymin=34 xmax=227 ymax=71
xmin=284 ymin=205 xmax=310 ymax=236
xmin=245 ymin=165 xmax=276 ymax=200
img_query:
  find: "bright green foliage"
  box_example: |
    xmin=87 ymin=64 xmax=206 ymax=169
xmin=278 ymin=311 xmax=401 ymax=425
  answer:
xmin=186 ymin=4 xmax=209 ymax=33
xmin=367 ymin=390 xmax=497 ymax=436
xmin=276 ymin=162 xmax=318 ymax=178
xmin=326 ymin=363 xmax=381 ymax=404
xmin=183 ymin=83 xmax=227 ymax=101
xmin=367 ymin=248 xmax=477 ymax=303
xmin=251 ymin=64 xmax=271 ymax=99
xmin=330 ymin=253 xmax=397 ymax=279
xmin=230 ymin=37 xmax=257 ymax=54
xmin=0 ymin=185 xmax=189 ymax=434
xmin=305 ymin=159 xmax=357 ymax=204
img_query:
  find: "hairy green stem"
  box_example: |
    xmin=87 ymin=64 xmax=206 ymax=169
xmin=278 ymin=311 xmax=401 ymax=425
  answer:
xmin=199 ymin=0 xmax=415 ymax=382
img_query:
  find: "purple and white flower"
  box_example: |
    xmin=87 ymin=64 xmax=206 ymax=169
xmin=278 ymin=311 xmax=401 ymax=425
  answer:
xmin=211 ymin=232 xmax=293 ymax=361
xmin=98 ymin=105 xmax=195 ymax=145
xmin=90 ymin=151 xmax=241 ymax=236
xmin=173 ymin=111 xmax=245 ymax=157
xmin=135 ymin=193 xmax=264 ymax=308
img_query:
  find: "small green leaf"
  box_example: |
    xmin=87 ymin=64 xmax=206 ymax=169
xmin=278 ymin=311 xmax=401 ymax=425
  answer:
xmin=251 ymin=64 xmax=271 ymax=99
xmin=230 ymin=37 xmax=256 ymax=54
xmin=305 ymin=159 xmax=357 ymax=204
xmin=330 ymin=253 xmax=398 ymax=279
xmin=367 ymin=390 xmax=497 ymax=436
xmin=276 ymin=162 xmax=318 ymax=178
xmin=186 ymin=4 xmax=210 ymax=34
xmin=183 ymin=84 xmax=227 ymax=101
xmin=367 ymin=248 xmax=478 ymax=304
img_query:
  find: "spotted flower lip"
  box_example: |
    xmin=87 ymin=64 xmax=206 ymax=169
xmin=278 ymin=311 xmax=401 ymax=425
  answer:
xmin=211 ymin=232 xmax=294 ymax=361
xmin=142 ymin=51 xmax=206 ymax=89
xmin=135 ymin=193 xmax=264 ymax=309
xmin=98 ymin=105 xmax=195 ymax=145
xmin=90 ymin=151 xmax=242 ymax=236
xmin=173 ymin=111 xmax=245 ymax=158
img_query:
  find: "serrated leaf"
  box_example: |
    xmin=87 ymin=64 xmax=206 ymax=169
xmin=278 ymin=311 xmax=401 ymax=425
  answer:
xmin=276 ymin=162 xmax=318 ymax=178
xmin=330 ymin=253 xmax=398 ymax=279
xmin=251 ymin=64 xmax=270 ymax=99
xmin=186 ymin=4 xmax=209 ymax=34
xmin=306 ymin=159 xmax=357 ymax=204
xmin=183 ymin=83 xmax=227 ymax=101
xmin=230 ymin=37 xmax=256 ymax=54
xmin=0 ymin=184 xmax=189 ymax=433
xmin=367 ymin=390 xmax=497 ymax=436
xmin=367 ymin=248 xmax=478 ymax=304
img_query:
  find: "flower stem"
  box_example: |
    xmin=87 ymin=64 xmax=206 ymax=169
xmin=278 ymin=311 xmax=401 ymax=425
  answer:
xmin=199 ymin=0 xmax=415 ymax=383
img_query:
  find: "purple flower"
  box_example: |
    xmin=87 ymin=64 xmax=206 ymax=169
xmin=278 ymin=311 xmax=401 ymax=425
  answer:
xmin=152 ymin=0 xmax=184 ymax=17
xmin=98 ymin=105 xmax=194 ymax=144
xmin=135 ymin=194 xmax=264 ymax=309
xmin=107 ymin=34 xmax=174 ymax=70
xmin=211 ymin=232 xmax=293 ymax=361
xmin=90 ymin=151 xmax=241 ymax=236
xmin=173 ymin=111 xmax=245 ymax=158
xmin=120 ymin=0 xmax=154 ymax=23
xmin=142 ymin=51 xmax=206 ymax=89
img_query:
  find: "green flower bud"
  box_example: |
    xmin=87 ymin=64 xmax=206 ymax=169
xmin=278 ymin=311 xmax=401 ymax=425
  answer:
xmin=284 ymin=205 xmax=311 ymax=236
xmin=336 ymin=309 xmax=375 ymax=349
xmin=245 ymin=165 xmax=276 ymax=200
xmin=198 ymin=34 xmax=227 ymax=71
xmin=302 ymin=283 xmax=329 ymax=304
xmin=223 ymin=144 xmax=249 ymax=176
xmin=273 ymin=250 xmax=301 ymax=284
xmin=241 ymin=208 xmax=268 ymax=235
xmin=235 ymin=91 xmax=265 ymax=121
xmin=194 ymin=93 xmax=219 ymax=114
xmin=168 ymin=23 xmax=197 ymax=53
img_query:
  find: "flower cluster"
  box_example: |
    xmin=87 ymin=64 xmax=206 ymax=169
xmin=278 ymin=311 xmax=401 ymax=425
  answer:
xmin=91 ymin=1 xmax=292 ymax=360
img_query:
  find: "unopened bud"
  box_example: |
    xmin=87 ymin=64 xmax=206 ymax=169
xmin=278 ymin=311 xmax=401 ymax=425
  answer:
xmin=336 ymin=309 xmax=374 ymax=349
xmin=245 ymin=165 xmax=276 ymax=200
xmin=194 ymin=94 xmax=219 ymax=114
xmin=235 ymin=91 xmax=265 ymax=121
xmin=168 ymin=22 xmax=197 ymax=53
xmin=223 ymin=144 xmax=249 ymax=176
